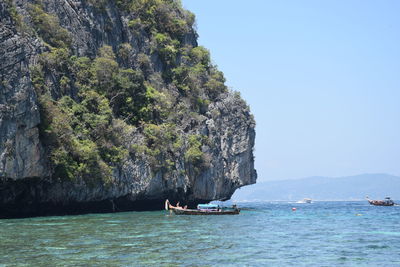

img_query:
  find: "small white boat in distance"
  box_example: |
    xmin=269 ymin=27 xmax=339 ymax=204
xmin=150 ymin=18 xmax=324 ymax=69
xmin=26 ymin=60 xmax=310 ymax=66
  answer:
xmin=296 ymin=198 xmax=312 ymax=204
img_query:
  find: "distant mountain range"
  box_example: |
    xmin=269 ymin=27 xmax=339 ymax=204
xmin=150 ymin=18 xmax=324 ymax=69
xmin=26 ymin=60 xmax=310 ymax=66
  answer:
xmin=232 ymin=174 xmax=400 ymax=201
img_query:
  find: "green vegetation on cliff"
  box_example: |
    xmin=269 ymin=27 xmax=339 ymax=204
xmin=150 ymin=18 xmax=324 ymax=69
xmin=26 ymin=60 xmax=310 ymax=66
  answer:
xmin=27 ymin=0 xmax=228 ymax=184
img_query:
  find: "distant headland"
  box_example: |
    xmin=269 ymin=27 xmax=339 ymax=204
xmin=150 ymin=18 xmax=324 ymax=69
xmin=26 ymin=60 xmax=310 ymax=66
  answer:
xmin=232 ymin=173 xmax=400 ymax=202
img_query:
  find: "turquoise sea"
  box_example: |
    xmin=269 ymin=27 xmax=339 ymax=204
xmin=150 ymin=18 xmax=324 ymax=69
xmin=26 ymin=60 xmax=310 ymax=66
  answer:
xmin=1 ymin=201 xmax=399 ymax=266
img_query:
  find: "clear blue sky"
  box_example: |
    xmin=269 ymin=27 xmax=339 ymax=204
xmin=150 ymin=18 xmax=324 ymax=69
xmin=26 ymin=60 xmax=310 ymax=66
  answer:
xmin=182 ymin=0 xmax=400 ymax=181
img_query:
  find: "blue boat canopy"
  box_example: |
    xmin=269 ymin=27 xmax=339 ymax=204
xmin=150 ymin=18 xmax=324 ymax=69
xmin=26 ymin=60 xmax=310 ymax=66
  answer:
xmin=197 ymin=204 xmax=219 ymax=210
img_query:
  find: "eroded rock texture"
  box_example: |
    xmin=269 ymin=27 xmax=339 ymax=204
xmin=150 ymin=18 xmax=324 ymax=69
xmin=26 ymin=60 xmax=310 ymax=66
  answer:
xmin=0 ymin=0 xmax=256 ymax=218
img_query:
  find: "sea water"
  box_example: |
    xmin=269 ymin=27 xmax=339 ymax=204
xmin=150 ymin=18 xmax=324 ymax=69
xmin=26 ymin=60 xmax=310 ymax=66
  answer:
xmin=1 ymin=201 xmax=399 ymax=266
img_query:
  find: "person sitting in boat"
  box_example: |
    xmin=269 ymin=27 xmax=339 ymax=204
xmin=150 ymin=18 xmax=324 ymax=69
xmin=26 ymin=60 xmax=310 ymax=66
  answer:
xmin=176 ymin=202 xmax=188 ymax=209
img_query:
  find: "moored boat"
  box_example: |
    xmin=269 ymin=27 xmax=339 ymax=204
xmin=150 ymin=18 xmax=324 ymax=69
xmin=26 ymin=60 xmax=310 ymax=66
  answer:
xmin=366 ymin=196 xmax=395 ymax=206
xmin=165 ymin=200 xmax=240 ymax=215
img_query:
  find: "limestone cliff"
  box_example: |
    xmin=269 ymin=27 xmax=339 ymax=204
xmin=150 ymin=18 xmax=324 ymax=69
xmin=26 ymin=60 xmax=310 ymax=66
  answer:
xmin=0 ymin=0 xmax=256 ymax=218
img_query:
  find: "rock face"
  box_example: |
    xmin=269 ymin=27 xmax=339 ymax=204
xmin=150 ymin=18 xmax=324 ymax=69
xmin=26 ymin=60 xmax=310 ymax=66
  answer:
xmin=0 ymin=2 xmax=47 ymax=180
xmin=0 ymin=0 xmax=256 ymax=218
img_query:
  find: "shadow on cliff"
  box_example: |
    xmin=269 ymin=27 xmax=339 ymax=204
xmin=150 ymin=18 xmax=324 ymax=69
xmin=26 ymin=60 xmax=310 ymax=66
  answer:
xmin=0 ymin=177 xmax=217 ymax=219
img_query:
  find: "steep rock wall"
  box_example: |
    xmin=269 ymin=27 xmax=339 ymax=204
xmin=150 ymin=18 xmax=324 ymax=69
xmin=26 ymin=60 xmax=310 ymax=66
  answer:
xmin=0 ymin=0 xmax=256 ymax=218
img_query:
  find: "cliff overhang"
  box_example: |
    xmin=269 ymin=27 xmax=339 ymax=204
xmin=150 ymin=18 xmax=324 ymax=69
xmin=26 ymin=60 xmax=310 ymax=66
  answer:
xmin=0 ymin=0 xmax=256 ymax=218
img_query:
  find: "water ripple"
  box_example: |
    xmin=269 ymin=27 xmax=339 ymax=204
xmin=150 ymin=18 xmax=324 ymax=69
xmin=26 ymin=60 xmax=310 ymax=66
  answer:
xmin=1 ymin=201 xmax=399 ymax=266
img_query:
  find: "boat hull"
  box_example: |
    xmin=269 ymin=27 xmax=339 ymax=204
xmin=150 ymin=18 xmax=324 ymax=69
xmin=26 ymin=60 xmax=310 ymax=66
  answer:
xmin=368 ymin=200 xmax=394 ymax=206
xmin=171 ymin=207 xmax=240 ymax=215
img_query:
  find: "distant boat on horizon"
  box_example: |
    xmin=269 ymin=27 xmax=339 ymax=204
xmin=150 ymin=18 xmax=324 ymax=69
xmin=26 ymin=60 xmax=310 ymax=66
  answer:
xmin=296 ymin=198 xmax=312 ymax=204
xmin=366 ymin=196 xmax=395 ymax=206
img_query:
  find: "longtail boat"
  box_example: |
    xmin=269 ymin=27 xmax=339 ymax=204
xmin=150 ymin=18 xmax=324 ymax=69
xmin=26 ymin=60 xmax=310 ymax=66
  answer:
xmin=165 ymin=200 xmax=240 ymax=215
xmin=366 ymin=196 xmax=395 ymax=206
